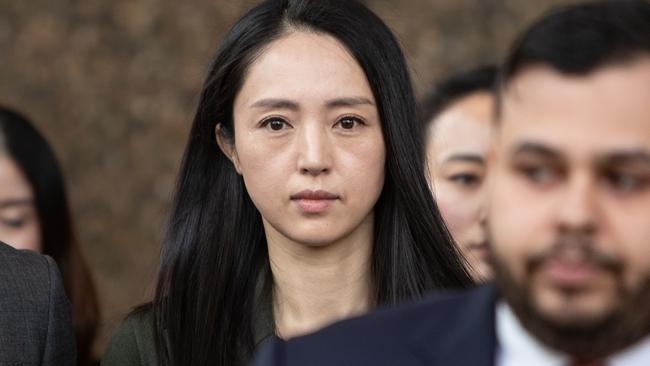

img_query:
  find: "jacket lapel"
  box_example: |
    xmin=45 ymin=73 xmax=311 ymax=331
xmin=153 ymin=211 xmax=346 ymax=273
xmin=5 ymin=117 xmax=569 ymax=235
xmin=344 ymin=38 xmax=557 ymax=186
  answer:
xmin=408 ymin=284 xmax=499 ymax=366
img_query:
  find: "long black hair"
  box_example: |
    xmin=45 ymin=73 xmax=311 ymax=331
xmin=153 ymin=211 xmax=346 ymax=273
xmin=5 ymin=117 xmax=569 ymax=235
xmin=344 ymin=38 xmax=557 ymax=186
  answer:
xmin=0 ymin=107 xmax=100 ymax=366
xmin=153 ymin=1 xmax=472 ymax=365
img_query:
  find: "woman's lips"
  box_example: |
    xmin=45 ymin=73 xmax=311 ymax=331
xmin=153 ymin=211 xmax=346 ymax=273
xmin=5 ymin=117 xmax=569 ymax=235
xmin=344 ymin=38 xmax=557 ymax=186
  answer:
xmin=468 ymin=242 xmax=491 ymax=261
xmin=290 ymin=190 xmax=339 ymax=214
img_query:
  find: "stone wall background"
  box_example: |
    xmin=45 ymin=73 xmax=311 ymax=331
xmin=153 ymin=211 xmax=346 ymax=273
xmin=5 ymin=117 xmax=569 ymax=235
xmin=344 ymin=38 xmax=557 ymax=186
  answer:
xmin=0 ymin=0 xmax=579 ymax=356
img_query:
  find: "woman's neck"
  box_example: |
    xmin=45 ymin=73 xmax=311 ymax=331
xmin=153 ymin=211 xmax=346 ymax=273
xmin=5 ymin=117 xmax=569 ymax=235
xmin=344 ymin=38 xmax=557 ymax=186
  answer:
xmin=266 ymin=219 xmax=374 ymax=339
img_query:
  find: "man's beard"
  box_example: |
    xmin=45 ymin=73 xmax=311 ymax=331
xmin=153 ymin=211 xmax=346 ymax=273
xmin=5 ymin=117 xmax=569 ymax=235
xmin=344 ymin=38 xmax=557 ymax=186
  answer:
xmin=492 ymin=235 xmax=650 ymax=360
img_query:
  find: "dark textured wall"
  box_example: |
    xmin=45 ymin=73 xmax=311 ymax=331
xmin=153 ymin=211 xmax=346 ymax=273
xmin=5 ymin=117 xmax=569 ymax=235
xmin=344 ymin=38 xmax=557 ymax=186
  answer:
xmin=0 ymin=0 xmax=578 ymax=356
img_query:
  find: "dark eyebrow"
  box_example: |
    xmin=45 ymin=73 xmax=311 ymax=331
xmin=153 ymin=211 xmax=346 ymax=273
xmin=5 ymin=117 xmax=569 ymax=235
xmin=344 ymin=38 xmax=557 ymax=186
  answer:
xmin=250 ymin=98 xmax=299 ymax=110
xmin=444 ymin=154 xmax=485 ymax=165
xmin=596 ymin=150 xmax=650 ymax=167
xmin=511 ymin=142 xmax=566 ymax=161
xmin=325 ymin=97 xmax=375 ymax=108
xmin=250 ymin=97 xmax=374 ymax=110
xmin=0 ymin=198 xmax=33 ymax=209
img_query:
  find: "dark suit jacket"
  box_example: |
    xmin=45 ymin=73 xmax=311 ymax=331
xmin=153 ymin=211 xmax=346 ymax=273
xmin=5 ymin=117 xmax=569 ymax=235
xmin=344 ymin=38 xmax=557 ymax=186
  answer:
xmin=0 ymin=241 xmax=76 ymax=365
xmin=252 ymin=284 xmax=498 ymax=366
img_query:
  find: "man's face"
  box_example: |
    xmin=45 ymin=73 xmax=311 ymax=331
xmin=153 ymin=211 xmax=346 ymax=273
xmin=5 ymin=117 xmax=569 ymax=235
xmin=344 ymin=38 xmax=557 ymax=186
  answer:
xmin=490 ymin=59 xmax=650 ymax=356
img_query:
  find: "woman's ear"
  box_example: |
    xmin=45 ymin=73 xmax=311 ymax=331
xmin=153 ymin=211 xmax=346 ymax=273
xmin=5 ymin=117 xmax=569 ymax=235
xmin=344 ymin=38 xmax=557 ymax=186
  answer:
xmin=215 ymin=124 xmax=242 ymax=174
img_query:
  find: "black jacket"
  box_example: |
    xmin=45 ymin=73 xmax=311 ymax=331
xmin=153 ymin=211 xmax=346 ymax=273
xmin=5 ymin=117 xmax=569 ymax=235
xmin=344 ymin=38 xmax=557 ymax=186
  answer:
xmin=0 ymin=241 xmax=76 ymax=365
xmin=252 ymin=284 xmax=498 ymax=366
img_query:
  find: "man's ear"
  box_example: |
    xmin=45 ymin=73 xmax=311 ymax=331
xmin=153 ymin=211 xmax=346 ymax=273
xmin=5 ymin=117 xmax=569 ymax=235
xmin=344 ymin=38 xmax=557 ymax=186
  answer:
xmin=215 ymin=123 xmax=242 ymax=174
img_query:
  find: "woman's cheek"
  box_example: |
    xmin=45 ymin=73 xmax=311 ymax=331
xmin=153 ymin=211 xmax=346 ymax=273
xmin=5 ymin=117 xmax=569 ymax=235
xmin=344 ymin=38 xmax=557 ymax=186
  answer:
xmin=435 ymin=182 xmax=476 ymax=236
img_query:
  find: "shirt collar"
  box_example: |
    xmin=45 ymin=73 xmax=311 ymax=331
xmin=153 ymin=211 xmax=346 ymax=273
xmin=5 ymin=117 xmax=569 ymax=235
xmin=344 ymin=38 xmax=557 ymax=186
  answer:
xmin=495 ymin=301 xmax=568 ymax=366
xmin=496 ymin=301 xmax=650 ymax=366
xmin=610 ymin=332 xmax=650 ymax=366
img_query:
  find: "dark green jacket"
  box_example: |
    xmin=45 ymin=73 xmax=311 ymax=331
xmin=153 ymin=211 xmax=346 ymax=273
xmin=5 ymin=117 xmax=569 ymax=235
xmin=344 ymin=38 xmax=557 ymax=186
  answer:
xmin=101 ymin=310 xmax=158 ymax=366
xmin=101 ymin=274 xmax=274 ymax=366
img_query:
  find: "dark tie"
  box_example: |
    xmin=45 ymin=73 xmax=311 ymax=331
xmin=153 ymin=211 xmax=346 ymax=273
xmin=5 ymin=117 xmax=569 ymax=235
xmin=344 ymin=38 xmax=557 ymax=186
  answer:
xmin=570 ymin=359 xmax=605 ymax=366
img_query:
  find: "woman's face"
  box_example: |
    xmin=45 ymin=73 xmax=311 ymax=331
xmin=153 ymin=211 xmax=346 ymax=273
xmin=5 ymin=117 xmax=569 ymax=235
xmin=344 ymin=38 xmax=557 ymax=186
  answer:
xmin=225 ymin=31 xmax=385 ymax=247
xmin=427 ymin=92 xmax=494 ymax=280
xmin=0 ymin=155 xmax=41 ymax=251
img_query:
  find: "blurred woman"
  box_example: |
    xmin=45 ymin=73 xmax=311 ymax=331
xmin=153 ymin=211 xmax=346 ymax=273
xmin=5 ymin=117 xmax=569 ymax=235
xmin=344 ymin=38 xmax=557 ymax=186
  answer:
xmin=0 ymin=107 xmax=100 ymax=366
xmin=102 ymin=1 xmax=472 ymax=366
xmin=420 ymin=66 xmax=497 ymax=281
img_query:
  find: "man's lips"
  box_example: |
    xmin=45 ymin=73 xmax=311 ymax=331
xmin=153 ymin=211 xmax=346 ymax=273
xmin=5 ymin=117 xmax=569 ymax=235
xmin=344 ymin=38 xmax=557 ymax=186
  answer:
xmin=290 ymin=190 xmax=339 ymax=213
xmin=541 ymin=259 xmax=603 ymax=286
xmin=529 ymin=242 xmax=622 ymax=289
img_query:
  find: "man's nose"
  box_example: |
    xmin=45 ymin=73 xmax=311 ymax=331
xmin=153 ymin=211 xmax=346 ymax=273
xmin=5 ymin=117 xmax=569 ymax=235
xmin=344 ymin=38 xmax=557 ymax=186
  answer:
xmin=556 ymin=173 xmax=598 ymax=236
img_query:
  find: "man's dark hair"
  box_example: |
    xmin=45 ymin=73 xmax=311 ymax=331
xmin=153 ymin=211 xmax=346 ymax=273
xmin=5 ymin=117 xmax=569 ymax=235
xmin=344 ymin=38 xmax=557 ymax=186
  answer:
xmin=419 ymin=65 xmax=497 ymax=127
xmin=497 ymin=0 xmax=650 ymax=115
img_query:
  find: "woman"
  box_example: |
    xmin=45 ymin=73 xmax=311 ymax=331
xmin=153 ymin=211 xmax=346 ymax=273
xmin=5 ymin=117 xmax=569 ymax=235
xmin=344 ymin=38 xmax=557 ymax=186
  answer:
xmin=0 ymin=106 xmax=100 ymax=366
xmin=102 ymin=1 xmax=472 ymax=365
xmin=421 ymin=66 xmax=497 ymax=281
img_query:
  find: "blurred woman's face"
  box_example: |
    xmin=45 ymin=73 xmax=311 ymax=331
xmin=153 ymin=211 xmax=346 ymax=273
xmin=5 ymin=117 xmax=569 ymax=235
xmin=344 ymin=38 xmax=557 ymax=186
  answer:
xmin=427 ymin=92 xmax=494 ymax=281
xmin=223 ymin=31 xmax=385 ymax=247
xmin=0 ymin=155 xmax=41 ymax=251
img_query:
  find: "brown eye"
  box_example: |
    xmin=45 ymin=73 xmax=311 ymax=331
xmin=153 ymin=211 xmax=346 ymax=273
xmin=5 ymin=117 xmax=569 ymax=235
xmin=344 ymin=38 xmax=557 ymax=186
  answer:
xmin=449 ymin=173 xmax=481 ymax=187
xmin=2 ymin=218 xmax=26 ymax=228
xmin=335 ymin=116 xmax=364 ymax=130
xmin=604 ymin=171 xmax=648 ymax=192
xmin=261 ymin=117 xmax=291 ymax=131
xmin=269 ymin=120 xmax=284 ymax=130
xmin=515 ymin=162 xmax=562 ymax=188
xmin=340 ymin=118 xmax=355 ymax=129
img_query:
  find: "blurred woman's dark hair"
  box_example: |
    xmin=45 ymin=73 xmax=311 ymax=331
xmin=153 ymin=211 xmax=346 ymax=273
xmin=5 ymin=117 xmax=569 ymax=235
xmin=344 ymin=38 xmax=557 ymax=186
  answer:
xmin=152 ymin=0 xmax=472 ymax=365
xmin=0 ymin=106 xmax=100 ymax=366
xmin=419 ymin=65 xmax=498 ymax=128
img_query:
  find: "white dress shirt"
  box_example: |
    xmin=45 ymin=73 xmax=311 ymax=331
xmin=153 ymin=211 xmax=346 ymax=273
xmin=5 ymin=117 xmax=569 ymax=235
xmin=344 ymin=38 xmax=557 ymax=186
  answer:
xmin=495 ymin=301 xmax=650 ymax=366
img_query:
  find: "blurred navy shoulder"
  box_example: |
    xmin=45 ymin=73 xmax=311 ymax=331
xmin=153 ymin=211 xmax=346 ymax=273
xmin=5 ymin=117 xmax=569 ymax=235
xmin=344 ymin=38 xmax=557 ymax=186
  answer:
xmin=252 ymin=284 xmax=498 ymax=366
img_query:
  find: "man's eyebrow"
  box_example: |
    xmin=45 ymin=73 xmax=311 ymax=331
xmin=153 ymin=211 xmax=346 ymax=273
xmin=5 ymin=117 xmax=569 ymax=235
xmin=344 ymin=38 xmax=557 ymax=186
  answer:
xmin=596 ymin=150 xmax=650 ymax=166
xmin=250 ymin=98 xmax=299 ymax=110
xmin=0 ymin=198 xmax=33 ymax=209
xmin=511 ymin=141 xmax=566 ymax=160
xmin=325 ymin=97 xmax=375 ymax=108
xmin=444 ymin=154 xmax=485 ymax=165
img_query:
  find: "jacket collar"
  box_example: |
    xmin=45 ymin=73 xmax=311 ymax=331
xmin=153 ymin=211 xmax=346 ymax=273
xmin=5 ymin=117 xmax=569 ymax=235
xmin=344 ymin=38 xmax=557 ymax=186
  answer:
xmin=408 ymin=284 xmax=499 ymax=366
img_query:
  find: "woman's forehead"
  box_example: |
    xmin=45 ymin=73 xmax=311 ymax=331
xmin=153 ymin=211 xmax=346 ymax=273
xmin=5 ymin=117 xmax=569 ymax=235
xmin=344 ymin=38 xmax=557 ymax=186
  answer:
xmin=234 ymin=31 xmax=374 ymax=110
xmin=0 ymin=156 xmax=33 ymax=201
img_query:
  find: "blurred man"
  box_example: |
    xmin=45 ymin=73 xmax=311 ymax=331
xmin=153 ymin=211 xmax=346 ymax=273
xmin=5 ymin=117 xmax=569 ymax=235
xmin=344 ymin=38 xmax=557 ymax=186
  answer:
xmin=422 ymin=66 xmax=497 ymax=281
xmin=0 ymin=241 xmax=76 ymax=365
xmin=252 ymin=1 xmax=650 ymax=365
